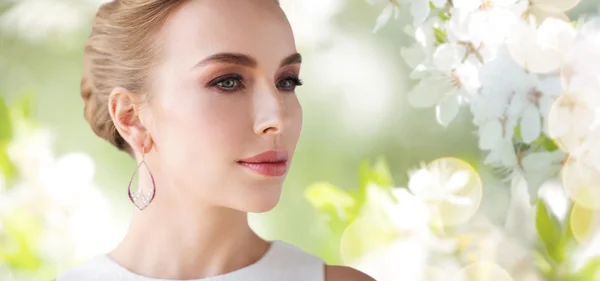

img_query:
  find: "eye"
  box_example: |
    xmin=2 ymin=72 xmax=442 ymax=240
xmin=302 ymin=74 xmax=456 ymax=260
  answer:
xmin=220 ymin=79 xmax=238 ymax=89
xmin=209 ymin=74 xmax=245 ymax=92
xmin=277 ymin=76 xmax=303 ymax=92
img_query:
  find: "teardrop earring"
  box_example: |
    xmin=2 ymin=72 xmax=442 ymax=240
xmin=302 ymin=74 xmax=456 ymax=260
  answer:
xmin=127 ymin=145 xmax=156 ymax=210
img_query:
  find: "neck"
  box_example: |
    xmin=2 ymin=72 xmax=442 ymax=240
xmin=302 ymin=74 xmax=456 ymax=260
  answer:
xmin=109 ymin=181 xmax=270 ymax=279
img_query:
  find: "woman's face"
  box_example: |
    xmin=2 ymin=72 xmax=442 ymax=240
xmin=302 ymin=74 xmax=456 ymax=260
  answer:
xmin=143 ymin=0 xmax=302 ymax=212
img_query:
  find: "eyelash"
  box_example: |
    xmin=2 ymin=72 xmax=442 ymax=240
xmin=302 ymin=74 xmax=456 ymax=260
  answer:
xmin=208 ymin=74 xmax=303 ymax=93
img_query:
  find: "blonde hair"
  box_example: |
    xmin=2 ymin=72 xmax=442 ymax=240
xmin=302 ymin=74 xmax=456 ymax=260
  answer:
xmin=81 ymin=0 xmax=281 ymax=154
xmin=81 ymin=0 xmax=186 ymax=154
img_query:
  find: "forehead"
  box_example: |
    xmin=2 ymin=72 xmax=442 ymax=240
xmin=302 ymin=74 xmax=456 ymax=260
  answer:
xmin=158 ymin=0 xmax=296 ymax=70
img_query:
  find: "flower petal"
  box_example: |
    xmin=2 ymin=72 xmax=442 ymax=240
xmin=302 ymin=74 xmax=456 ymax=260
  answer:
xmin=547 ymin=102 xmax=571 ymax=139
xmin=452 ymin=0 xmax=481 ymax=12
xmin=373 ymin=4 xmax=394 ymax=33
xmin=571 ymin=104 xmax=596 ymax=136
xmin=401 ymin=43 xmax=427 ymax=69
xmin=436 ymin=96 xmax=460 ymax=127
xmin=407 ymin=78 xmax=447 ymax=108
xmin=521 ymin=152 xmax=554 ymax=172
xmin=520 ymin=104 xmax=542 ymax=144
xmin=530 ymin=5 xmax=569 ymax=26
xmin=537 ymin=18 xmax=576 ymax=55
xmin=484 ymin=140 xmax=518 ymax=167
xmin=394 ymin=4 xmax=401 ymax=19
xmin=455 ymin=62 xmax=482 ymax=94
xmin=468 ymin=9 xmax=517 ymax=46
xmin=535 ymin=0 xmax=581 ymax=12
xmin=408 ymin=168 xmax=435 ymax=196
xmin=446 ymin=195 xmax=473 ymax=206
xmin=478 ymin=119 xmax=503 ymax=150
xmin=410 ymin=0 xmax=431 ymax=25
xmin=446 ymin=170 xmax=470 ymax=192
xmin=431 ymin=0 xmax=447 ymax=8
xmin=388 ymin=188 xmax=431 ymax=230
xmin=507 ymin=21 xmax=561 ymax=73
xmin=433 ymin=44 xmax=463 ymax=72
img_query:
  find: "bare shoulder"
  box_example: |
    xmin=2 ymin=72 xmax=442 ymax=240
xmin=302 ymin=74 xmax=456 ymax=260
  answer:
xmin=325 ymin=265 xmax=376 ymax=281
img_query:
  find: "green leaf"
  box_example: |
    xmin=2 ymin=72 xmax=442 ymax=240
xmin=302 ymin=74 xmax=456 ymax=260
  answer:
xmin=533 ymin=250 xmax=553 ymax=278
xmin=573 ymin=257 xmax=600 ymax=281
xmin=514 ymin=124 xmax=523 ymax=142
xmin=305 ymin=182 xmax=357 ymax=222
xmin=358 ymin=160 xmax=373 ymax=192
xmin=0 ymin=96 xmax=13 ymax=142
xmin=339 ymin=216 xmax=398 ymax=263
xmin=557 ymin=201 xmax=576 ymax=258
xmin=541 ymin=136 xmax=559 ymax=152
xmin=0 ymin=142 xmax=16 ymax=187
xmin=370 ymin=157 xmax=394 ymax=187
xmin=535 ymin=199 xmax=565 ymax=263
xmin=0 ymin=209 xmax=43 ymax=270
xmin=356 ymin=157 xmax=395 ymax=207
xmin=14 ymin=92 xmax=34 ymax=119
xmin=530 ymin=133 xmax=560 ymax=152
xmin=438 ymin=11 xmax=451 ymax=21
xmin=433 ymin=28 xmax=448 ymax=45
xmin=429 ymin=1 xmax=436 ymax=9
xmin=572 ymin=18 xmax=585 ymax=29
xmin=0 ymin=97 xmax=15 ymax=186
xmin=358 ymin=157 xmax=394 ymax=189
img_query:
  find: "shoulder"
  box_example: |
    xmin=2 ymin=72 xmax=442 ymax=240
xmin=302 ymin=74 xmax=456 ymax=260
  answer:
xmin=325 ymin=265 xmax=376 ymax=281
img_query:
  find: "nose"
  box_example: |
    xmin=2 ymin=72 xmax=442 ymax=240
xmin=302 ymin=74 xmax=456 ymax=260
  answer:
xmin=253 ymin=83 xmax=285 ymax=136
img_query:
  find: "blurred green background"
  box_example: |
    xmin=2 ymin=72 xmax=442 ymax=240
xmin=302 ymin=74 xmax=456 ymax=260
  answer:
xmin=1 ymin=0 xmax=600 ymax=280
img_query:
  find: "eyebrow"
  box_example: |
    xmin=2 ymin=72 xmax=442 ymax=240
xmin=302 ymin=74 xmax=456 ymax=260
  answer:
xmin=192 ymin=52 xmax=302 ymax=69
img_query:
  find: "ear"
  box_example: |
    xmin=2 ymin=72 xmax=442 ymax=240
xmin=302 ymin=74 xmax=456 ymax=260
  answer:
xmin=107 ymin=87 xmax=153 ymax=154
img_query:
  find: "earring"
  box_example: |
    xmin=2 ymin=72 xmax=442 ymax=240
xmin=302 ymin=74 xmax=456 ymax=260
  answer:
xmin=127 ymin=145 xmax=156 ymax=210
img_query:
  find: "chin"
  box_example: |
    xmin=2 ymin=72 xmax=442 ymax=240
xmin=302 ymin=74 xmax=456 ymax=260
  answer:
xmin=240 ymin=183 xmax=283 ymax=213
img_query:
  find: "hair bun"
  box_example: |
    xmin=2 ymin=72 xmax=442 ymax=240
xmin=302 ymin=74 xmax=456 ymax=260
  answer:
xmin=80 ymin=0 xmax=184 ymax=155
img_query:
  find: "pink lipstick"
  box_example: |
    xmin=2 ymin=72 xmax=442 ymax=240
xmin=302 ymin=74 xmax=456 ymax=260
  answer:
xmin=237 ymin=150 xmax=289 ymax=177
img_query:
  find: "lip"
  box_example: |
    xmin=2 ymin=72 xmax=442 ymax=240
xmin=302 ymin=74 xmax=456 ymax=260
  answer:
xmin=237 ymin=150 xmax=289 ymax=177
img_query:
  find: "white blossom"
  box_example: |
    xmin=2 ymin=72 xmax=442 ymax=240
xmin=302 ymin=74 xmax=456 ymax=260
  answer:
xmin=508 ymin=74 xmax=561 ymax=144
xmin=351 ymin=236 xmax=431 ymax=281
xmin=1 ymin=123 xmax=114 ymax=267
xmin=471 ymin=47 xmax=528 ymax=123
xmin=407 ymin=43 xmax=482 ymax=126
xmin=560 ymin=35 xmax=600 ymax=92
xmin=401 ymin=17 xmax=446 ymax=78
xmin=504 ymin=173 xmax=535 ymax=242
xmin=452 ymin=0 xmax=524 ymax=46
xmin=561 ymin=152 xmax=600 ymax=210
xmin=407 ymin=160 xmax=474 ymax=207
xmin=507 ymin=20 xmax=561 ymax=74
xmin=518 ymin=150 xmax=566 ymax=191
xmin=408 ymin=67 xmax=479 ymax=126
xmin=547 ymin=90 xmax=600 ymax=153
xmin=538 ymin=180 xmax=570 ymax=221
xmin=371 ymin=0 xmax=402 ymax=33
xmin=400 ymin=0 xmax=447 ymax=26
xmin=525 ymin=0 xmax=581 ymax=24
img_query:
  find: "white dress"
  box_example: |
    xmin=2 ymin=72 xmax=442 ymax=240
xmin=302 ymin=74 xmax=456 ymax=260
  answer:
xmin=55 ymin=240 xmax=325 ymax=281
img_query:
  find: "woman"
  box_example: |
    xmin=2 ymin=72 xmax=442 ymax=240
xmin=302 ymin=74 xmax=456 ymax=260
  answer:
xmin=54 ymin=0 xmax=375 ymax=280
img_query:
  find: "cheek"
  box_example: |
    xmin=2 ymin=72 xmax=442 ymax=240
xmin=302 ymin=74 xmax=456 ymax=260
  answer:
xmin=286 ymin=97 xmax=303 ymax=145
xmin=152 ymin=87 xmax=250 ymax=163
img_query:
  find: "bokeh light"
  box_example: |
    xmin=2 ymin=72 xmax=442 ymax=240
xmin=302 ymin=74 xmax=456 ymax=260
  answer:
xmin=561 ymin=156 xmax=600 ymax=210
xmin=451 ymin=262 xmax=514 ymax=281
xmin=547 ymin=93 xmax=595 ymax=153
xmin=411 ymin=157 xmax=483 ymax=227
xmin=570 ymin=201 xmax=600 ymax=244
